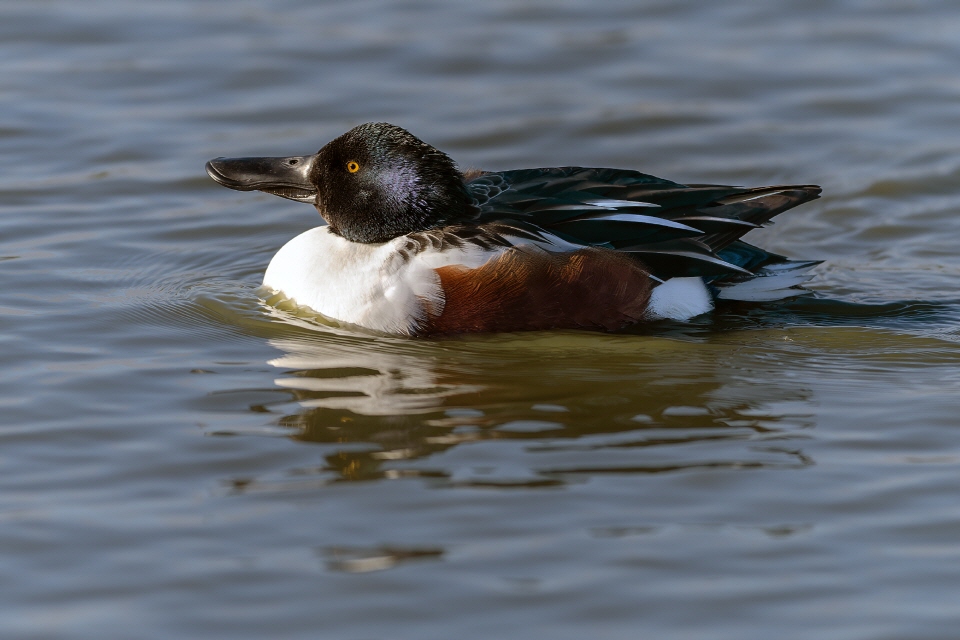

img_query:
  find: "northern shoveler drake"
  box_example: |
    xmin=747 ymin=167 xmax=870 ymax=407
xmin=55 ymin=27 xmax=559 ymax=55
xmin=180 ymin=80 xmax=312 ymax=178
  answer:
xmin=206 ymin=122 xmax=821 ymax=336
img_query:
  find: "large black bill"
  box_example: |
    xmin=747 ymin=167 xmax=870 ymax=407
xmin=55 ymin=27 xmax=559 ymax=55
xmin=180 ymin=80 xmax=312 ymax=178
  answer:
xmin=205 ymin=155 xmax=317 ymax=203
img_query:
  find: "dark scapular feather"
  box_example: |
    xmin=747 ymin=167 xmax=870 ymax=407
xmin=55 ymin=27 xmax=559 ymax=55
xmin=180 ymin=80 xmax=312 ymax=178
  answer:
xmin=465 ymin=167 xmax=820 ymax=282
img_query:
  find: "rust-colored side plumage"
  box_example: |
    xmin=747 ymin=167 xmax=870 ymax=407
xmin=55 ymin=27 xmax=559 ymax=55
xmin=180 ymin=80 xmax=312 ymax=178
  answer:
xmin=419 ymin=247 xmax=652 ymax=335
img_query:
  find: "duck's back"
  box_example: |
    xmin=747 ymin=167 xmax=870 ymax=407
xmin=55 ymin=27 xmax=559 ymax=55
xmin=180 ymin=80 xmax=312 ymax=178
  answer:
xmin=467 ymin=167 xmax=821 ymax=282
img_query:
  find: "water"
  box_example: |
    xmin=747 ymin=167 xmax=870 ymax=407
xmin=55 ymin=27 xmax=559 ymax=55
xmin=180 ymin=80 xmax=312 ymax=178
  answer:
xmin=4 ymin=1 xmax=960 ymax=637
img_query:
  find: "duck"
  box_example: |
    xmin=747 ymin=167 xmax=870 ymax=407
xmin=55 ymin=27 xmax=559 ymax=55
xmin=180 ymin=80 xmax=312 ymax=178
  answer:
xmin=206 ymin=122 xmax=821 ymax=336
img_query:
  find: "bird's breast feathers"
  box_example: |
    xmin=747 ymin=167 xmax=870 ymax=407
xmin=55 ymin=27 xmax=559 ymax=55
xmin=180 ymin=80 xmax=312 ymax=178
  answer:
xmin=263 ymin=225 xmax=508 ymax=334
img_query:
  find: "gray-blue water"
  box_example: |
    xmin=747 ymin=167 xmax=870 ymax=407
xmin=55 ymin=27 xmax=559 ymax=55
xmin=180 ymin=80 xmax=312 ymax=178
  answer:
xmin=4 ymin=1 xmax=960 ymax=637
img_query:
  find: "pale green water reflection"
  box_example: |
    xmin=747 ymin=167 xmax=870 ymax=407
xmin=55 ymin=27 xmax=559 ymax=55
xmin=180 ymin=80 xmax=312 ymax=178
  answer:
xmin=259 ymin=331 xmax=818 ymax=487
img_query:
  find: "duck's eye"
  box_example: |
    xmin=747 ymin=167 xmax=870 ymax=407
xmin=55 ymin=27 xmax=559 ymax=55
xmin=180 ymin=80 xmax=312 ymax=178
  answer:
xmin=346 ymin=160 xmax=360 ymax=173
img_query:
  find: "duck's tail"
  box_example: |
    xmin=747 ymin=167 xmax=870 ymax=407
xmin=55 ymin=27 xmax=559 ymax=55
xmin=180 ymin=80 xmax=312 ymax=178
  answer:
xmin=713 ymin=259 xmax=822 ymax=302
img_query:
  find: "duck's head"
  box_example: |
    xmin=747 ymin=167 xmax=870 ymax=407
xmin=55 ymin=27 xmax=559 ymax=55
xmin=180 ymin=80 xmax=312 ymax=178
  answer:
xmin=206 ymin=122 xmax=472 ymax=244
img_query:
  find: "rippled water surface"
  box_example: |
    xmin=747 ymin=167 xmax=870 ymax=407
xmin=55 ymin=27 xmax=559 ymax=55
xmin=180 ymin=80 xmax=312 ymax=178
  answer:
xmin=5 ymin=1 xmax=960 ymax=638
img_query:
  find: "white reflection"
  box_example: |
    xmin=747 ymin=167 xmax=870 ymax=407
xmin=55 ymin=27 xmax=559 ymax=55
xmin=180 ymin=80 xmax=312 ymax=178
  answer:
xmin=267 ymin=337 xmax=481 ymax=416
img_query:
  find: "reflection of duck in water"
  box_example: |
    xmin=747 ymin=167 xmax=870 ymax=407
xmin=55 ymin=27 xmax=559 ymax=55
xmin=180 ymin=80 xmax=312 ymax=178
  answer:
xmin=207 ymin=123 xmax=820 ymax=335
xmin=263 ymin=335 xmax=815 ymax=485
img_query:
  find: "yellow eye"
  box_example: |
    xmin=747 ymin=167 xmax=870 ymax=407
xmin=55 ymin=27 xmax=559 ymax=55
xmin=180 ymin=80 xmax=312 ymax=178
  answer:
xmin=346 ymin=160 xmax=360 ymax=173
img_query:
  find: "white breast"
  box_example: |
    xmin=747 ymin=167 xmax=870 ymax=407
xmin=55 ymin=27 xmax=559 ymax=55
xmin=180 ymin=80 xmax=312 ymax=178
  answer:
xmin=262 ymin=226 xmax=501 ymax=334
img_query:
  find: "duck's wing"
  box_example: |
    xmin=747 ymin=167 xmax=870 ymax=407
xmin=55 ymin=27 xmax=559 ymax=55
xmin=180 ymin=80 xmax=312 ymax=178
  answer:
xmin=465 ymin=167 xmax=821 ymax=281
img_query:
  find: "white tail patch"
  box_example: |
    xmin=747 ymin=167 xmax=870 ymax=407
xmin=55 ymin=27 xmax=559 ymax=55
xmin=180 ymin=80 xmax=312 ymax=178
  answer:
xmin=716 ymin=261 xmax=819 ymax=302
xmin=647 ymin=277 xmax=713 ymax=321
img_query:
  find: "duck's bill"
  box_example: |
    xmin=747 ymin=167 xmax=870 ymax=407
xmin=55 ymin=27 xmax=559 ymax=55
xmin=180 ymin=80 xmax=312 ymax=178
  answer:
xmin=205 ymin=155 xmax=317 ymax=203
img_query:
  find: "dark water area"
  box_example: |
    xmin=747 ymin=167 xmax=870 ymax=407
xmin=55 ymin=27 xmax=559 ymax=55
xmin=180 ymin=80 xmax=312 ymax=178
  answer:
xmin=4 ymin=1 xmax=960 ymax=638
